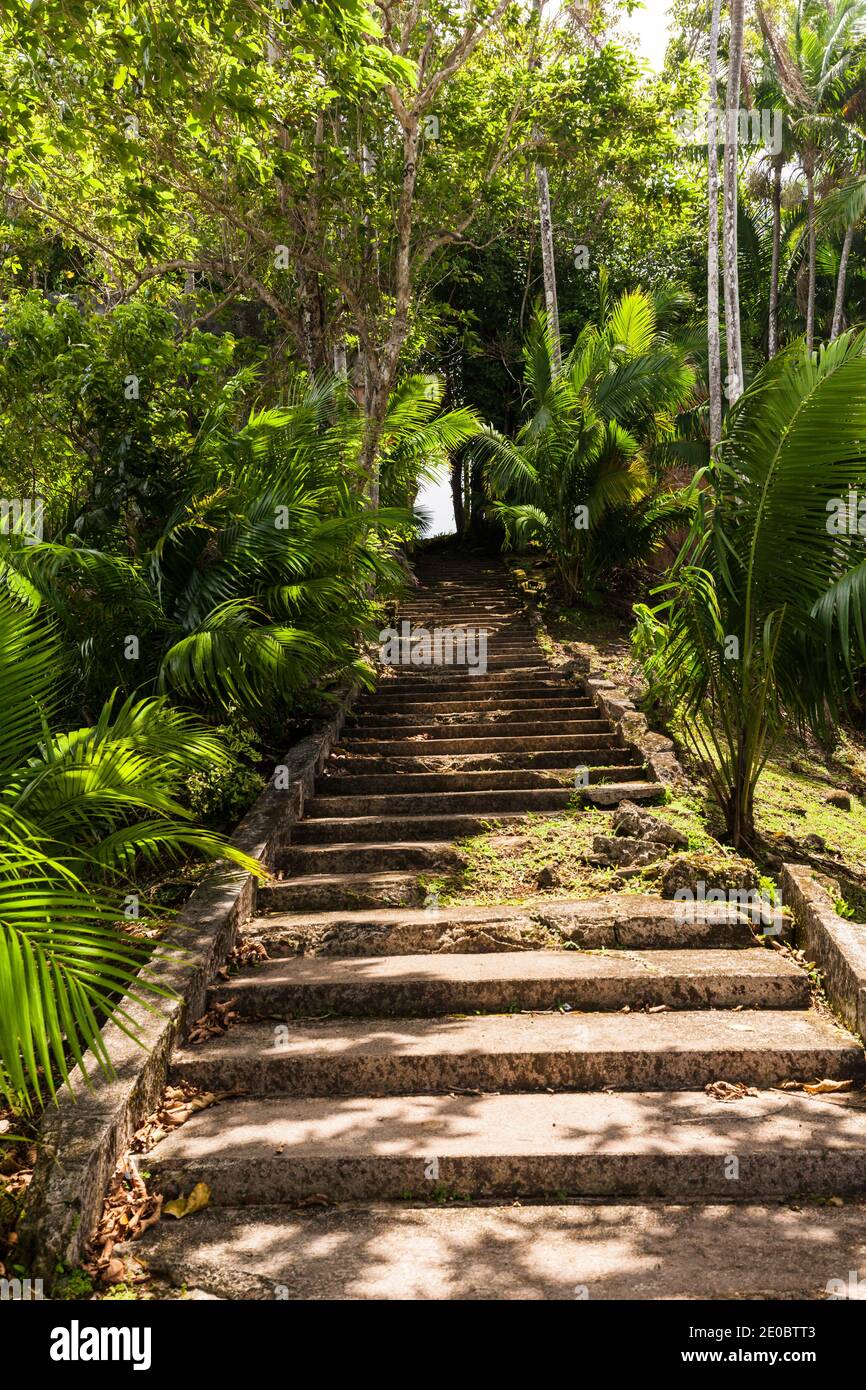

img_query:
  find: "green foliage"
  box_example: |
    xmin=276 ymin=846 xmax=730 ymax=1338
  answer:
xmin=480 ymin=289 xmax=698 ymax=601
xmin=0 ymin=594 xmax=261 ymax=1111
xmin=184 ymin=710 xmax=265 ymax=829
xmin=0 ymin=370 xmax=476 ymax=722
xmin=634 ymin=332 xmax=866 ymax=847
xmin=0 ymin=293 xmax=248 ymax=542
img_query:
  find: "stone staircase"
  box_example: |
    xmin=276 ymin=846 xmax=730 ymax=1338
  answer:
xmin=135 ymin=552 xmax=866 ymax=1300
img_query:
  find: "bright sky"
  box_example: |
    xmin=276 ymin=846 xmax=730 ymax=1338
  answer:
xmin=415 ymin=0 xmax=675 ymax=536
xmin=626 ymin=0 xmax=674 ymax=73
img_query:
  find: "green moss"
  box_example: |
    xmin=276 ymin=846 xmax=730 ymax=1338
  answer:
xmin=54 ymin=1267 xmax=94 ymax=1299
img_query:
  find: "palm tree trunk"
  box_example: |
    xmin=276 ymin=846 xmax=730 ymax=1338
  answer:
xmin=805 ymin=153 xmax=817 ymax=351
xmin=450 ymin=453 xmax=465 ymax=535
xmin=830 ymin=221 xmax=855 ymax=340
xmin=768 ymin=156 xmax=783 ymax=356
xmin=723 ymin=0 xmax=745 ymax=403
xmin=535 ymin=161 xmax=561 ymax=368
xmin=707 ymin=0 xmax=723 ymax=445
xmin=532 ymin=0 xmax=561 ymax=370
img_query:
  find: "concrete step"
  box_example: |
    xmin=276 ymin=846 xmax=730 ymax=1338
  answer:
xmin=375 ymin=672 xmax=572 ymax=695
xmin=305 ymin=785 xmax=639 ymax=820
xmin=324 ymin=749 xmax=638 ymax=775
xmin=372 ymin=682 xmax=581 ymax=702
xmin=282 ymin=840 xmax=464 ymax=876
xmin=363 ymin=695 xmax=590 ymax=716
xmin=395 ymin=660 xmax=550 ymax=673
xmin=259 ymin=872 xmax=427 ymax=913
xmin=210 ymin=948 xmax=808 ymax=1017
xmin=581 ymin=782 xmax=664 ymax=807
xmin=290 ymin=810 xmax=534 ymax=843
xmin=131 ymin=1198 xmax=866 ymax=1300
xmin=315 ymin=765 xmax=640 ymax=795
xmin=350 ymin=705 xmax=601 ymax=727
xmin=171 ymin=1010 xmax=864 ymax=1096
xmin=338 ymin=733 xmax=625 ymax=757
xmin=342 ymin=719 xmax=613 ymax=741
xmin=248 ymin=896 xmax=756 ymax=956
xmin=145 ymin=1089 xmax=866 ymax=1206
xmin=375 ymin=658 xmax=548 ymax=673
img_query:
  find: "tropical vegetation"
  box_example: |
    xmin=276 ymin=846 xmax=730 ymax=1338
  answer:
xmin=0 ymin=0 xmax=864 ymax=1111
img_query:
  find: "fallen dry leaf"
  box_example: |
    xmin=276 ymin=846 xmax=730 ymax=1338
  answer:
xmin=802 ymin=1079 xmax=855 ymax=1095
xmin=705 ymin=1080 xmax=758 ymax=1102
xmin=188 ymin=998 xmax=240 ymax=1045
xmin=164 ymin=1182 xmax=211 ymax=1220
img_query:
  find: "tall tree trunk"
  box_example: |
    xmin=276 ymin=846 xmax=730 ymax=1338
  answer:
xmin=804 ymin=151 xmax=817 ymax=351
xmin=723 ymin=0 xmax=745 ymax=404
xmin=707 ymin=0 xmax=723 ymax=446
xmin=450 ymin=453 xmax=465 ymax=535
xmin=535 ymin=161 xmax=561 ymax=365
xmin=532 ymin=0 xmax=561 ymax=369
xmin=830 ymin=221 xmax=854 ymax=341
xmin=768 ymin=155 xmax=783 ymax=357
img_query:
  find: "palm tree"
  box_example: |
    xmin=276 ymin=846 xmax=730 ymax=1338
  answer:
xmin=531 ymin=0 xmax=561 ymax=371
xmin=708 ymin=0 xmax=724 ymax=440
xmin=754 ymin=3 xmax=800 ymax=356
xmin=0 ymin=598 xmax=259 ymax=1111
xmin=634 ymin=331 xmax=866 ymax=849
xmin=480 ymin=292 xmax=698 ymax=602
xmin=0 ymin=375 xmax=477 ymax=719
xmin=759 ymin=0 xmax=866 ymax=350
xmin=821 ymin=145 xmax=866 ymax=338
xmin=723 ymin=0 xmax=746 ymax=400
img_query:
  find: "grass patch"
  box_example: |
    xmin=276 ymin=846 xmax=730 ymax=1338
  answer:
xmin=423 ymin=798 xmax=722 ymax=907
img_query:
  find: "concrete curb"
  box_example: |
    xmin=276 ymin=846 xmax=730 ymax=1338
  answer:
xmin=502 ymin=559 xmax=684 ymax=788
xmin=21 ymin=684 xmax=359 ymax=1281
xmin=781 ymin=862 xmax=866 ymax=1042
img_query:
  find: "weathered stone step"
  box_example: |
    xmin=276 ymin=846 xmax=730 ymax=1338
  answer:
xmin=315 ymin=765 xmax=638 ymax=795
xmin=343 ymin=719 xmax=613 ymax=740
xmin=290 ymin=810 xmax=529 ymax=843
xmin=382 ymin=659 xmax=549 ymax=673
xmin=248 ymin=896 xmax=756 ymax=955
xmin=305 ymin=786 xmax=636 ymax=820
xmin=340 ymin=733 xmax=624 ymax=757
xmin=364 ymin=694 xmax=589 ymax=715
xmin=283 ymin=839 xmax=463 ymax=876
xmin=375 ymin=672 xmax=572 ymax=695
xmin=144 ymin=1090 xmax=866 ymax=1206
xmin=373 ymin=680 xmax=580 ymax=700
xmin=131 ymin=1199 xmax=866 ymax=1300
xmin=325 ymin=748 xmax=638 ymax=775
xmin=210 ymin=948 xmax=808 ymax=1017
xmin=171 ymin=1010 xmax=863 ymax=1095
xmin=350 ymin=704 xmax=600 ymax=728
xmin=581 ymin=782 xmax=664 ymax=807
xmin=259 ymin=872 xmax=426 ymax=913
xmin=396 ymin=603 xmax=519 ymax=612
